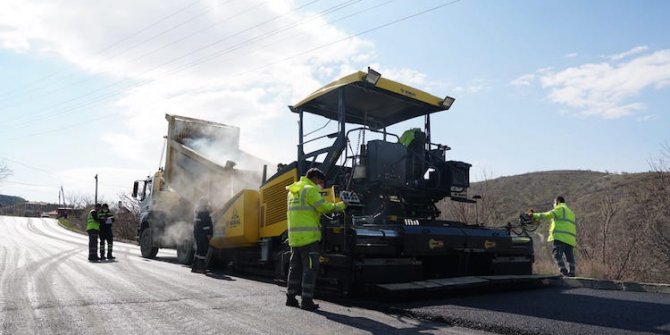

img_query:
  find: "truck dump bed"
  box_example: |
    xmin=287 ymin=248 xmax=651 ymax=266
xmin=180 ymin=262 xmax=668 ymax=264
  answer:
xmin=164 ymin=114 xmax=264 ymax=211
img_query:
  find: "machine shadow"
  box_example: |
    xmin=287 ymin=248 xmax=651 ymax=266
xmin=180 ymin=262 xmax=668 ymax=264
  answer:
xmin=315 ymin=310 xmax=444 ymax=335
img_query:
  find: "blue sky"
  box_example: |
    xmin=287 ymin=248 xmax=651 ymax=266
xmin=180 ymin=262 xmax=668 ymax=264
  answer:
xmin=1 ymin=0 xmax=669 ymax=203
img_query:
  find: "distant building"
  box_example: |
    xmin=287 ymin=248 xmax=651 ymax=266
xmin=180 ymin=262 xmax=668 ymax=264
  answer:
xmin=23 ymin=201 xmax=59 ymax=217
xmin=57 ymin=207 xmax=82 ymax=218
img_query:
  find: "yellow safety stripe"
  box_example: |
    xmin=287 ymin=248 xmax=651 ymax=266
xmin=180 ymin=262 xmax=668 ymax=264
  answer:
xmin=553 ymin=229 xmax=577 ymax=237
xmin=288 ymin=227 xmax=320 ymax=232
xmin=560 ymin=208 xmax=576 ymax=225
xmin=288 ymin=186 xmax=313 ymax=211
xmin=288 ymin=205 xmax=313 ymax=211
xmin=312 ymin=198 xmax=325 ymax=208
xmin=553 ymin=207 xmax=576 ymax=225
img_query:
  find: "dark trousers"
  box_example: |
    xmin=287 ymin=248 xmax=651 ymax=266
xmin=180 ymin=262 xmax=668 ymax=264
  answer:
xmin=552 ymin=240 xmax=576 ymax=275
xmin=99 ymin=226 xmax=113 ymax=257
xmin=87 ymin=230 xmax=99 ymax=260
xmin=286 ymin=242 xmax=320 ymax=300
xmin=192 ymin=233 xmax=209 ymax=272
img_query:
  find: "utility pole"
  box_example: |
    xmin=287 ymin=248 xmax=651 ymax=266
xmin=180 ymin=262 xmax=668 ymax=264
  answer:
xmin=60 ymin=186 xmax=66 ymax=209
xmin=94 ymin=174 xmax=99 ymax=205
xmin=473 ymin=195 xmax=482 ymax=225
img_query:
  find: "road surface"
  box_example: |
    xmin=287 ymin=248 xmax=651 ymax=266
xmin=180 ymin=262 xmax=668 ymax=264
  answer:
xmin=2 ymin=215 xmax=669 ymax=335
xmin=386 ymin=286 xmax=670 ymax=335
xmin=0 ymin=215 xmax=487 ymax=335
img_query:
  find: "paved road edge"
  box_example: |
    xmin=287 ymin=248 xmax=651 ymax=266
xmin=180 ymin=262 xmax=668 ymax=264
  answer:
xmin=556 ymin=277 xmax=670 ymax=294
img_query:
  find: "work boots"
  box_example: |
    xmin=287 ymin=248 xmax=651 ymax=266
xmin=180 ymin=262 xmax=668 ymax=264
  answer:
xmin=191 ymin=259 xmax=205 ymax=273
xmin=300 ymin=299 xmax=319 ymax=311
xmin=107 ymin=245 xmax=115 ymax=260
xmin=285 ymin=295 xmax=299 ymax=308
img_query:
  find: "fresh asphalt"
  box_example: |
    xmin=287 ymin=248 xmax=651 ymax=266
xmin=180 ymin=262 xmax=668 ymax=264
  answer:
xmin=1 ymin=215 xmax=668 ymax=335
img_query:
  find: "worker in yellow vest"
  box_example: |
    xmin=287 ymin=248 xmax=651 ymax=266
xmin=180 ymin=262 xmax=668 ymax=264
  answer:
xmin=532 ymin=196 xmax=577 ymax=277
xmin=285 ymin=168 xmax=346 ymax=311
xmin=86 ymin=204 xmax=102 ymax=262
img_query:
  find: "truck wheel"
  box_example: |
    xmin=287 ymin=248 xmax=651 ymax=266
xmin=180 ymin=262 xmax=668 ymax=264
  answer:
xmin=176 ymin=240 xmax=194 ymax=264
xmin=140 ymin=228 xmax=159 ymax=259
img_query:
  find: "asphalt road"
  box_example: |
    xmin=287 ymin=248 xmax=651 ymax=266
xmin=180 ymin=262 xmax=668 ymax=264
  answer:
xmin=2 ymin=215 xmax=669 ymax=335
xmin=384 ymin=286 xmax=670 ymax=335
xmin=0 ymin=215 xmax=489 ymax=335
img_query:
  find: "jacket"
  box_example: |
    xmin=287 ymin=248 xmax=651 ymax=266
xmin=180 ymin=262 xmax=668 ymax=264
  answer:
xmin=533 ymin=202 xmax=577 ymax=247
xmin=86 ymin=209 xmax=100 ymax=231
xmin=193 ymin=207 xmax=213 ymax=237
xmin=286 ymin=176 xmax=345 ymax=247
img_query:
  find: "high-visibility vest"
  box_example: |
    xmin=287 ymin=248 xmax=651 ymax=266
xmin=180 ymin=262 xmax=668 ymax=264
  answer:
xmin=399 ymin=128 xmax=421 ymax=146
xmin=286 ymin=176 xmax=345 ymax=247
xmin=86 ymin=210 xmax=100 ymax=231
xmin=533 ymin=203 xmax=577 ymax=246
xmin=99 ymin=209 xmax=113 ymax=224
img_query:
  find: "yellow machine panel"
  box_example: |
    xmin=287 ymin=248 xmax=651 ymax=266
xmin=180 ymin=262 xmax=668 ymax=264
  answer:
xmin=257 ymin=167 xmax=338 ymax=239
xmin=259 ymin=168 xmax=297 ymax=238
xmin=210 ymin=190 xmax=260 ymax=249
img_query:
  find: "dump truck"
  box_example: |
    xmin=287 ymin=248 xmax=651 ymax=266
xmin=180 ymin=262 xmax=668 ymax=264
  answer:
xmin=204 ymin=68 xmax=536 ymax=294
xmin=132 ymin=114 xmax=263 ymax=263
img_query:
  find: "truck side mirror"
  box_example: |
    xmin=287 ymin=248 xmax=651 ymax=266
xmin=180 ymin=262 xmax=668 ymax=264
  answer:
xmin=132 ymin=181 xmax=139 ymax=198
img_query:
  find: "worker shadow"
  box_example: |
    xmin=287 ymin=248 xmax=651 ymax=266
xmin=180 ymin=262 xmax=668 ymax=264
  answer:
xmin=390 ymin=286 xmax=670 ymax=335
xmin=205 ymin=271 xmax=235 ymax=281
xmin=315 ymin=310 xmax=444 ymax=335
xmin=151 ymin=256 xmax=181 ymax=264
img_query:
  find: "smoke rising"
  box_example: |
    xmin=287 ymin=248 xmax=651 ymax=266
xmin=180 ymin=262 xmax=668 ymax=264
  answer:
xmin=160 ymin=220 xmax=192 ymax=246
xmin=155 ymin=115 xmax=272 ymax=245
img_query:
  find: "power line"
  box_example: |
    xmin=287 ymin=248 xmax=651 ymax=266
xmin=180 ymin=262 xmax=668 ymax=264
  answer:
xmin=4 ymin=0 xmax=325 ymax=129
xmin=0 ymin=0 xmax=204 ymax=105
xmin=3 ymin=0 xmax=458 ymax=139
xmin=1 ymin=157 xmax=127 ymax=189
xmin=2 ymin=180 xmax=45 ymax=187
xmin=1 ymin=1 xmax=220 ymax=126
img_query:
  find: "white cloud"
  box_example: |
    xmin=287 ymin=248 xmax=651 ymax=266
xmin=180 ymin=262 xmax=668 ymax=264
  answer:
xmin=0 ymin=0 xmax=442 ymax=200
xmin=452 ymin=79 xmax=491 ymax=94
xmin=511 ymin=73 xmax=535 ymax=86
xmin=521 ymin=48 xmax=670 ymax=119
xmin=607 ymin=45 xmax=648 ymax=61
xmin=636 ymin=114 xmax=660 ymax=122
xmin=565 ymin=52 xmax=578 ymax=58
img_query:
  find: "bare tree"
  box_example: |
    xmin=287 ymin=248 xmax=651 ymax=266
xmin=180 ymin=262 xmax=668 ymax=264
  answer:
xmin=599 ymin=194 xmax=619 ymax=267
xmin=65 ymin=192 xmax=93 ymax=209
xmin=645 ymin=141 xmax=670 ymax=281
xmin=475 ymin=171 xmax=505 ymax=226
xmin=113 ymin=193 xmax=140 ymax=240
xmin=0 ymin=160 xmax=12 ymax=182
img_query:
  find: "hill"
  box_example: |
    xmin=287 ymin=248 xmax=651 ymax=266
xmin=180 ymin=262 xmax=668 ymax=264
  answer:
xmin=438 ymin=170 xmax=670 ymax=283
xmin=0 ymin=194 xmax=25 ymax=206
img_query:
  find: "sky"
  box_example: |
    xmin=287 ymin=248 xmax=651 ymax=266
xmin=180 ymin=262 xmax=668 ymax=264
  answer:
xmin=1 ymin=0 xmax=669 ymax=204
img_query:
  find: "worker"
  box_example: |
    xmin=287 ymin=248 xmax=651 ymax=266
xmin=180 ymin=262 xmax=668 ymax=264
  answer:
xmin=98 ymin=203 xmax=115 ymax=260
xmin=399 ymin=128 xmax=422 ymax=146
xmin=86 ymin=204 xmax=102 ymax=262
xmin=531 ymin=196 xmax=577 ymax=277
xmin=192 ymin=197 xmax=213 ymax=274
xmin=285 ymin=168 xmax=346 ymax=311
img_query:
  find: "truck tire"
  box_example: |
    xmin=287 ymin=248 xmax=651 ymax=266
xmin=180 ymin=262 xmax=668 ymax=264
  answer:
xmin=140 ymin=228 xmax=159 ymax=259
xmin=176 ymin=240 xmax=195 ymax=264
